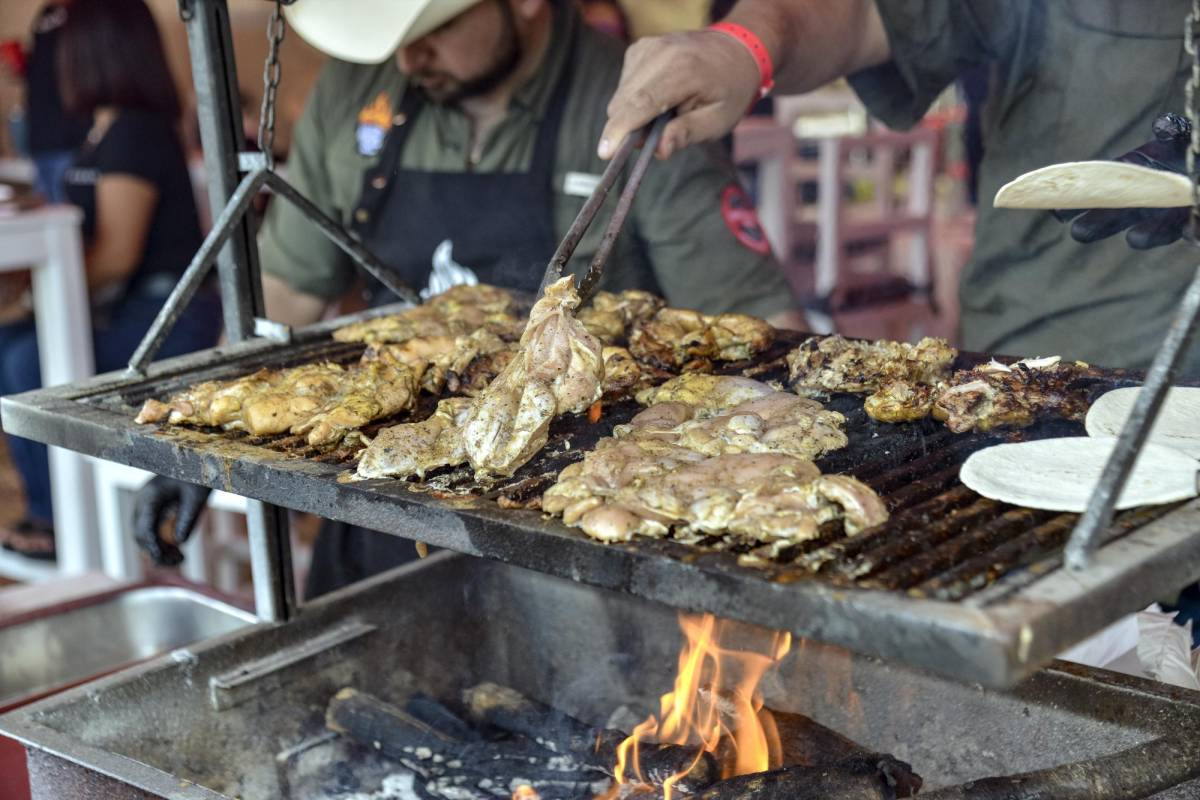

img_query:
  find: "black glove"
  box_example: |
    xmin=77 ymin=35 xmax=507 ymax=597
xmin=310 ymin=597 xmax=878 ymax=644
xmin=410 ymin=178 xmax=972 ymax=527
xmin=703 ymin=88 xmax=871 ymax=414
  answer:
xmin=1064 ymin=112 xmax=1192 ymax=250
xmin=133 ymin=476 xmax=212 ymax=566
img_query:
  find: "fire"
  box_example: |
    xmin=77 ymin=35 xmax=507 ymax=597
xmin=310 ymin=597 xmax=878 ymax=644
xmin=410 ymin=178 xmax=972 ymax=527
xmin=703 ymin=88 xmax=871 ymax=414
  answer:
xmin=604 ymin=614 xmax=792 ymax=799
xmin=511 ymin=785 xmax=540 ymax=800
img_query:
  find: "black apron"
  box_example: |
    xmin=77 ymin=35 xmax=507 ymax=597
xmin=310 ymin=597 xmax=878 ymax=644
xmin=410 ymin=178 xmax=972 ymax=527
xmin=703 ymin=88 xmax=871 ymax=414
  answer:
xmin=308 ymin=43 xmax=577 ymax=600
xmin=350 ymin=43 xmax=575 ymax=302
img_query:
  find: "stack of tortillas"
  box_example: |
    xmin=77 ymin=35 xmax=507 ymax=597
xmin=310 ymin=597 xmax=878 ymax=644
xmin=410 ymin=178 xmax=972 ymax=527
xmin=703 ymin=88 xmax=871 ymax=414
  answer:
xmin=960 ymin=387 xmax=1200 ymax=512
xmin=994 ymin=161 xmax=1193 ymax=209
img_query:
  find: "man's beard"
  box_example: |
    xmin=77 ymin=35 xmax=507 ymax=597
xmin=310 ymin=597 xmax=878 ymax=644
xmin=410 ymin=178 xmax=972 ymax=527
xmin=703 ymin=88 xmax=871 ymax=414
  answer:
xmin=415 ymin=1 xmax=522 ymax=104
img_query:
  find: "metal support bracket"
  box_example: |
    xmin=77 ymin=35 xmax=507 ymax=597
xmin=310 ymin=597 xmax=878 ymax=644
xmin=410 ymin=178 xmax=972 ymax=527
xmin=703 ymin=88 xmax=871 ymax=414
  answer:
xmin=126 ymin=167 xmax=418 ymax=375
xmin=1066 ymin=260 xmax=1200 ymax=570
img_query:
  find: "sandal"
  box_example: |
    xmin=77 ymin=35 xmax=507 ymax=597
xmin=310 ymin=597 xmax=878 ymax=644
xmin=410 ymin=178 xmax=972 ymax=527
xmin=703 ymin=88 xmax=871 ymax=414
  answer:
xmin=0 ymin=518 xmax=56 ymax=561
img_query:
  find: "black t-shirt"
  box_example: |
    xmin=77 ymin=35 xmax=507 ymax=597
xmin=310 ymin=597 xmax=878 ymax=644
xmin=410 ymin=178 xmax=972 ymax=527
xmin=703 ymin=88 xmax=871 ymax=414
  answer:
xmin=26 ymin=3 xmax=90 ymax=154
xmin=63 ymin=109 xmax=203 ymax=293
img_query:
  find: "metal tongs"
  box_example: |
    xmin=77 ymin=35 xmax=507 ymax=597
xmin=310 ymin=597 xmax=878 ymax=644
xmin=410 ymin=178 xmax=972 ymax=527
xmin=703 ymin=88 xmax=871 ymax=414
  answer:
xmin=536 ymin=113 xmax=672 ymax=303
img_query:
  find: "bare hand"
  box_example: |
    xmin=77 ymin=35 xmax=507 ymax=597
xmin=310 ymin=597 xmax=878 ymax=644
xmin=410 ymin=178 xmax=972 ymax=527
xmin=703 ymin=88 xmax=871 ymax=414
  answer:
xmin=599 ymin=30 xmax=760 ymax=161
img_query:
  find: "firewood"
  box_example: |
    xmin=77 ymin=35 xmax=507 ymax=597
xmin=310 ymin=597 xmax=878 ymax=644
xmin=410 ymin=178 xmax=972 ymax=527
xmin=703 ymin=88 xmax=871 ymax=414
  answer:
xmin=463 ymin=682 xmax=717 ymax=793
xmin=918 ymin=733 xmax=1200 ymax=800
xmin=765 ymin=708 xmax=922 ymax=797
xmin=693 ymin=754 xmax=902 ymax=800
xmin=326 ymin=688 xmax=599 ymax=785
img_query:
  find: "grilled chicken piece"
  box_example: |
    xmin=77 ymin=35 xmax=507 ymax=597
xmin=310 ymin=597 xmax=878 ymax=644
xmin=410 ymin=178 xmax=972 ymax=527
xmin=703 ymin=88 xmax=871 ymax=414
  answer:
xmin=672 ymin=392 xmax=848 ymax=461
xmin=445 ymin=331 xmax=517 ymax=396
xmin=135 ymin=364 xmax=343 ymax=429
xmin=788 ymin=334 xmax=956 ymax=394
xmin=238 ymin=363 xmax=347 ymax=435
xmin=544 ymin=376 xmax=866 ymax=546
xmin=863 ymin=380 xmax=936 ymax=423
xmin=629 ymin=308 xmax=774 ymax=371
xmin=356 ymin=397 xmax=473 ymax=480
xmin=932 ymin=356 xmax=1101 ymax=433
xmin=333 ymin=284 xmax=522 ymax=344
xmin=461 ymin=276 xmax=604 ymax=479
xmin=635 ymin=374 xmax=775 ymax=413
xmin=578 ymin=289 xmax=665 ymax=344
xmin=294 ymin=360 xmax=423 ymax=447
xmin=600 ymin=346 xmax=658 ymax=401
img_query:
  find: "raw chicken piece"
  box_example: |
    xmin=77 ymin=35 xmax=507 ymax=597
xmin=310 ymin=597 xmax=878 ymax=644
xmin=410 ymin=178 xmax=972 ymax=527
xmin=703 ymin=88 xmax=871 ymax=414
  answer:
xmin=461 ymin=276 xmax=604 ymax=479
xmin=356 ymin=398 xmax=473 ymax=480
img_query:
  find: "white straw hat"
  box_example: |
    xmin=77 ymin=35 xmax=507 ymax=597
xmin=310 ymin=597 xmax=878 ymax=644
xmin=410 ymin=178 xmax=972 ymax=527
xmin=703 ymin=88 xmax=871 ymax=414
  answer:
xmin=283 ymin=0 xmax=484 ymax=64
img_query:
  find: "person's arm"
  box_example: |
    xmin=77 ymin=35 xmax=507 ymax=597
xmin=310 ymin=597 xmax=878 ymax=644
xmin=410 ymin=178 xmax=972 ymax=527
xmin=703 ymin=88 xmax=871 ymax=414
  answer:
xmin=86 ymin=174 xmax=157 ymax=292
xmin=262 ymin=272 xmax=327 ymax=328
xmin=600 ymin=0 xmax=889 ymax=159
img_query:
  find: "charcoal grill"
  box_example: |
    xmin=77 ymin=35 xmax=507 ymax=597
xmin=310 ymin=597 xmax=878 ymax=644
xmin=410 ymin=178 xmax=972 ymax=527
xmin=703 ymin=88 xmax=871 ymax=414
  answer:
xmin=3 ymin=554 xmax=1199 ymax=799
xmin=5 ymin=310 xmax=1200 ymax=688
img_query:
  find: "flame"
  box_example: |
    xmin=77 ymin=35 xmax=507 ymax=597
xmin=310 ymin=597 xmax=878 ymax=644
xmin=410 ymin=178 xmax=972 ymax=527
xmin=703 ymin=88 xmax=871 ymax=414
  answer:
xmin=512 ymin=786 xmax=540 ymax=800
xmin=603 ymin=614 xmax=792 ymax=799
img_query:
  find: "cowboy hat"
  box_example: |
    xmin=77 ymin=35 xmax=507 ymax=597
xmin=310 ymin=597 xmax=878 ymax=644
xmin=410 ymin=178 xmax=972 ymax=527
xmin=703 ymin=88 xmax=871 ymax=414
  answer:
xmin=284 ymin=0 xmax=484 ymax=64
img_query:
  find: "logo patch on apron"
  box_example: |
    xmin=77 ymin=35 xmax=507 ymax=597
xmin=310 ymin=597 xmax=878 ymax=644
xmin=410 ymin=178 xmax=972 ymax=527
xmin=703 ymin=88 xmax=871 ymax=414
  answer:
xmin=356 ymin=91 xmax=392 ymax=158
xmin=720 ymin=185 xmax=772 ymax=256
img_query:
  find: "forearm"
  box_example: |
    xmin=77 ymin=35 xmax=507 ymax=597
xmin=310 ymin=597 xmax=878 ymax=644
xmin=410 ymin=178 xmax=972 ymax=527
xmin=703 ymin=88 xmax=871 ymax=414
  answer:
xmin=725 ymin=0 xmax=890 ymax=95
xmin=262 ymin=272 xmax=328 ymax=328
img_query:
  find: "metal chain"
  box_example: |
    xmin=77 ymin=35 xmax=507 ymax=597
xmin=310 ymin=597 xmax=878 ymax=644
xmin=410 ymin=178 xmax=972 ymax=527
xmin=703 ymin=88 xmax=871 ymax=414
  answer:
xmin=257 ymin=1 xmax=286 ymax=171
xmin=1185 ymin=0 xmax=1200 ymax=236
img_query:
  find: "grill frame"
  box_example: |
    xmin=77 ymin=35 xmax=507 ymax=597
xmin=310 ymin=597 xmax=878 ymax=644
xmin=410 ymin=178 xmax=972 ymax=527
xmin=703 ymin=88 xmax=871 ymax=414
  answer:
xmin=5 ymin=309 xmax=1200 ymax=687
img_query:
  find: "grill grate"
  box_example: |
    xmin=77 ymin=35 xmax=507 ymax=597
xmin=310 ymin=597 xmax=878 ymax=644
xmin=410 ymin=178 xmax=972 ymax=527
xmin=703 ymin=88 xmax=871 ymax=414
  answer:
xmin=7 ymin=317 xmax=1199 ymax=686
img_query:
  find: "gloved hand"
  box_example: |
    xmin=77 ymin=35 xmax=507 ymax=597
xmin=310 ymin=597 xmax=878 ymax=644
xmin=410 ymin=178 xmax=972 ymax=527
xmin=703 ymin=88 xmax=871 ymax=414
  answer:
xmin=133 ymin=476 xmax=212 ymax=566
xmin=1065 ymin=112 xmax=1193 ymax=250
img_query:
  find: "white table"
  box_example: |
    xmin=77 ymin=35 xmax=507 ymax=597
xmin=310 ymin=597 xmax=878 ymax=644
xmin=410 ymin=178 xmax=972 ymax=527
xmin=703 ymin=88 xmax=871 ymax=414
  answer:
xmin=0 ymin=205 xmax=98 ymax=578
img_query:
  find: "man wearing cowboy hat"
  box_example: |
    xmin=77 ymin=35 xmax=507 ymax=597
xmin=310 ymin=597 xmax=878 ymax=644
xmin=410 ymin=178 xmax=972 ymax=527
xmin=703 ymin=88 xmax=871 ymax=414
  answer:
xmin=258 ymin=0 xmax=802 ymax=327
xmin=136 ymin=0 xmax=803 ymax=597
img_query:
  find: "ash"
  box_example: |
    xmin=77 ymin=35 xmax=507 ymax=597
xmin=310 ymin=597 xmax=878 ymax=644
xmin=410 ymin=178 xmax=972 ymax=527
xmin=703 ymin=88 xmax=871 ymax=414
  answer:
xmin=335 ymin=771 xmax=422 ymax=800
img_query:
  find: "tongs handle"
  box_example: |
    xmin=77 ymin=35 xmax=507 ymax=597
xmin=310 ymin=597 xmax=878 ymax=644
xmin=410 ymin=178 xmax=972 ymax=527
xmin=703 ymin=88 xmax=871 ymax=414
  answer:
xmin=536 ymin=113 xmax=672 ymax=302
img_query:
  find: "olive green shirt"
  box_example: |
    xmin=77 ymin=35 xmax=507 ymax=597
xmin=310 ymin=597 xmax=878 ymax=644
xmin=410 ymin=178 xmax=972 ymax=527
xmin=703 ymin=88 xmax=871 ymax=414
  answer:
xmin=260 ymin=5 xmax=795 ymax=319
xmin=850 ymin=0 xmax=1198 ymax=373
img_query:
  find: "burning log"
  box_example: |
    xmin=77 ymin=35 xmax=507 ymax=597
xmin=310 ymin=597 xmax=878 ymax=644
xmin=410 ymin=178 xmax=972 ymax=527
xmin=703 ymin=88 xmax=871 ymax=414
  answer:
xmin=463 ymin=682 xmax=719 ymax=793
xmin=765 ymin=708 xmax=921 ymax=797
xmin=919 ymin=733 xmax=1200 ymax=800
xmin=692 ymin=754 xmax=906 ymax=800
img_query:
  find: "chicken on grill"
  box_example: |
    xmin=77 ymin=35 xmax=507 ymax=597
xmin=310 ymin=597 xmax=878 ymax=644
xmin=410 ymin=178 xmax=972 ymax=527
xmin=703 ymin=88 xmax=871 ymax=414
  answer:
xmin=296 ymin=359 xmax=423 ymax=447
xmin=787 ymin=334 xmax=957 ymax=395
xmin=578 ymin=289 xmax=665 ymax=344
xmin=137 ymin=353 xmax=422 ymax=446
xmin=629 ymin=308 xmax=774 ymax=371
xmin=368 ymin=329 xmax=516 ymax=397
xmin=136 ymin=363 xmax=345 ymax=430
xmin=462 ymin=276 xmax=604 ymax=479
xmin=933 ymin=356 xmax=1103 ymax=433
xmin=862 ymin=380 xmax=936 ymax=424
xmin=356 ymin=397 xmax=473 ymax=480
xmin=543 ymin=376 xmax=875 ymax=546
xmin=332 ymin=284 xmax=523 ymax=345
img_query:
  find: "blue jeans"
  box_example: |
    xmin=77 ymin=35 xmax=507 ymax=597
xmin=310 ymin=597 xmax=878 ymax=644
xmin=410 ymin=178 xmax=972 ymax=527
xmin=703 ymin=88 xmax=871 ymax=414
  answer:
xmin=0 ymin=288 xmax=220 ymax=525
xmin=32 ymin=150 xmax=75 ymax=204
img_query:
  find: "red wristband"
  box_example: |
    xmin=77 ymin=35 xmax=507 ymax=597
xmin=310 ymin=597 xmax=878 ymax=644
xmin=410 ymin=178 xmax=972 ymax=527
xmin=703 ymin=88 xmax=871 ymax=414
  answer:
xmin=708 ymin=22 xmax=775 ymax=100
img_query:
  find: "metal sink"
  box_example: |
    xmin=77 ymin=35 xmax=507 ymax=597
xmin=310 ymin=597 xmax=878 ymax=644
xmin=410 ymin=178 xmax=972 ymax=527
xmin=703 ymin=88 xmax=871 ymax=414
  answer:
xmin=0 ymin=586 xmax=257 ymax=707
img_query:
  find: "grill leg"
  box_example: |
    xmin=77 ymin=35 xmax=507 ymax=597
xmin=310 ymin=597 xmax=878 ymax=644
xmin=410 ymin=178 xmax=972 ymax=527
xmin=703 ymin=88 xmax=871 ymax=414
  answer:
xmin=181 ymin=0 xmax=295 ymax=620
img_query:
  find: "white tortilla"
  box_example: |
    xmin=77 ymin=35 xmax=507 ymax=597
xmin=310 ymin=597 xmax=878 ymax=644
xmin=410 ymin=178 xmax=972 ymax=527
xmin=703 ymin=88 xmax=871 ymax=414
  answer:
xmin=960 ymin=437 xmax=1198 ymax=512
xmin=994 ymin=161 xmax=1193 ymax=209
xmin=1086 ymin=387 xmax=1200 ymax=460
